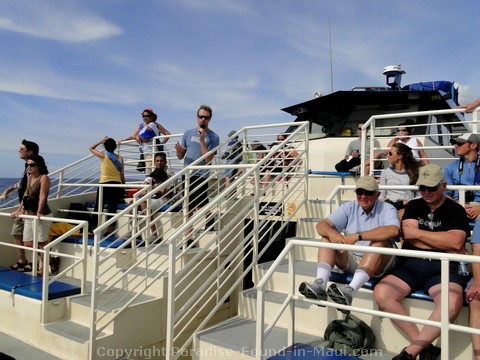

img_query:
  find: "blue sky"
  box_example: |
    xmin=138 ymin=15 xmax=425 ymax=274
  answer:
xmin=1 ymin=0 xmax=480 ymax=177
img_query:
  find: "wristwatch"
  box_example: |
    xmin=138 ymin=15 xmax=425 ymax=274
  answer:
xmin=356 ymin=231 xmax=363 ymax=241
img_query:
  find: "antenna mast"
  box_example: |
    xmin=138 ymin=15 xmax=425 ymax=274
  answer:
xmin=328 ymin=17 xmax=334 ymax=93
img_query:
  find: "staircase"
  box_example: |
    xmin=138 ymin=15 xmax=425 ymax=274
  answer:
xmin=0 ymin=122 xmax=310 ymax=360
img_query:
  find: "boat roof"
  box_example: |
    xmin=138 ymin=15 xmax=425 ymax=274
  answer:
xmin=281 ymin=89 xmax=459 ymax=137
xmin=282 ymin=89 xmax=454 ymax=118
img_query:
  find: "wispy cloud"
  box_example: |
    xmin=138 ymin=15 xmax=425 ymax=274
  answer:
xmin=0 ymin=1 xmax=122 ymax=42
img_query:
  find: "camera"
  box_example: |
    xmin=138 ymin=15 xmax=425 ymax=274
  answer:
xmin=466 ymin=191 xmax=475 ymax=203
xmin=23 ymin=195 xmax=38 ymax=212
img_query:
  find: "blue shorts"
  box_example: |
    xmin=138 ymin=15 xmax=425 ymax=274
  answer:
xmin=389 ymin=257 xmax=470 ymax=293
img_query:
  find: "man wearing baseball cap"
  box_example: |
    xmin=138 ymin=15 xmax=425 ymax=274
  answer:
xmin=445 ymin=133 xmax=480 ymax=220
xmin=299 ymin=175 xmax=400 ymax=312
xmin=374 ymin=164 xmax=470 ymax=360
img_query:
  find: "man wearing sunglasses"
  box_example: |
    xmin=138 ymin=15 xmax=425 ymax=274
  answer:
xmin=445 ymin=133 xmax=480 ymax=220
xmin=175 ymin=105 xmax=220 ymax=230
xmin=299 ymin=175 xmax=400 ymax=312
xmin=374 ymin=164 xmax=470 ymax=360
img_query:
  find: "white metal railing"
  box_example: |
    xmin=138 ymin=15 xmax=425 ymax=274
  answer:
xmin=255 ymin=239 xmax=480 ymax=360
xmin=73 ymin=121 xmax=310 ymax=359
xmin=359 ymin=107 xmax=480 ymax=177
xmin=0 ymin=213 xmax=88 ymax=321
xmin=325 ymin=183 xmax=480 ymax=216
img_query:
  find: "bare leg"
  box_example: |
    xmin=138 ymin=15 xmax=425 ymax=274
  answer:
xmin=470 ymin=297 xmax=480 ymax=360
xmin=374 ymin=275 xmax=420 ymax=343
xmin=13 ymin=234 xmax=27 ymax=263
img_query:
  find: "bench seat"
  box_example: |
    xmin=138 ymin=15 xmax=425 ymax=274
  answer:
xmin=329 ymin=271 xmax=433 ymax=302
xmin=62 ymin=235 xmax=144 ymax=248
xmin=85 ymin=202 xmax=182 ymax=212
xmin=0 ymin=267 xmax=81 ymax=300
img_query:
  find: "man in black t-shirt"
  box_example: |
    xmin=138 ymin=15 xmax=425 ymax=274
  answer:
xmin=374 ymin=164 xmax=470 ymax=360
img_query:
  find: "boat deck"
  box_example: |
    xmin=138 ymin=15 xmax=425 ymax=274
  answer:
xmin=0 ymin=330 xmax=61 ymax=360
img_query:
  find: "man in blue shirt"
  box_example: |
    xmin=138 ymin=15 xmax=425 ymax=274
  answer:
xmin=175 ymin=105 xmax=220 ymax=218
xmin=299 ymin=175 xmax=400 ymax=311
xmin=466 ymin=220 xmax=480 ymax=360
xmin=445 ymin=133 xmax=480 ymax=220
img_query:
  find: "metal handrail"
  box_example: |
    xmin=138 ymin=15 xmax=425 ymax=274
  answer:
xmin=255 ymin=239 xmax=480 ymax=360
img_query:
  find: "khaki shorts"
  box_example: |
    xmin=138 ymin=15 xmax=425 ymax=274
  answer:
xmin=343 ymin=246 xmax=397 ymax=278
xmin=23 ymin=214 xmax=52 ymax=243
xmin=10 ymin=219 xmax=24 ymax=236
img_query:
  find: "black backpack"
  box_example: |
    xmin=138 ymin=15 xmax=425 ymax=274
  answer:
xmin=324 ymin=314 xmax=375 ymax=355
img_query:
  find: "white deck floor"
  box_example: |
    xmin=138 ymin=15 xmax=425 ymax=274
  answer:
xmin=0 ymin=330 xmax=61 ymax=360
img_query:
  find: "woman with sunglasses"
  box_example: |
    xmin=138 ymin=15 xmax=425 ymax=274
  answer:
xmin=11 ymin=154 xmax=52 ymax=275
xmin=380 ymin=142 xmax=420 ymax=218
xmin=119 ymin=108 xmax=171 ymax=172
xmin=385 ymin=121 xmax=429 ymax=165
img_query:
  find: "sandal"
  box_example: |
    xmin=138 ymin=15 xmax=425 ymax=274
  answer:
xmin=18 ymin=263 xmax=32 ymax=273
xmin=9 ymin=261 xmax=27 ymax=271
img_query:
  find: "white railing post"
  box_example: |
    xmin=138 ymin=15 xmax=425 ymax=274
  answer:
xmin=256 ymin=285 xmax=265 ymax=360
xmin=165 ymin=239 xmax=177 ymax=359
xmin=287 ymin=246 xmax=295 ymax=346
xmin=88 ymin=231 xmax=101 ymax=360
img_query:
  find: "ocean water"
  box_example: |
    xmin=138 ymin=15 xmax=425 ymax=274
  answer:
xmin=0 ymin=178 xmax=17 ymax=196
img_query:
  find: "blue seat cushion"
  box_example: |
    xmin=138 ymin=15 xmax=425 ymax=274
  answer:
xmin=15 ymin=281 xmax=81 ymax=300
xmin=328 ymin=271 xmax=433 ymax=302
xmin=0 ymin=270 xmax=80 ymax=300
xmin=329 ymin=271 xmax=379 ymax=290
xmin=63 ymin=235 xmax=144 ymax=248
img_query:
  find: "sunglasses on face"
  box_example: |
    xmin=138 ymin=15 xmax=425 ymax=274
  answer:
xmin=387 ymin=151 xmax=396 ymax=156
xmin=198 ymin=115 xmax=211 ymax=120
xmin=419 ymin=184 xmax=440 ymax=193
xmin=453 ymin=141 xmax=468 ymax=147
xmin=355 ymin=188 xmax=376 ymax=196
xmin=26 ymin=163 xmax=37 ymax=168
xmin=142 ymin=114 xmax=152 ymax=118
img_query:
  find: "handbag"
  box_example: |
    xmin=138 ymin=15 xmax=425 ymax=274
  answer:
xmin=137 ymin=153 xmax=146 ymax=172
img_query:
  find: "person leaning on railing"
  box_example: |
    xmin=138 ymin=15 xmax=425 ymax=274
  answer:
xmin=458 ymin=98 xmax=480 ymax=113
xmin=118 ymin=108 xmax=171 ymax=173
xmin=374 ymin=164 xmax=471 ymax=360
xmin=1 ymin=139 xmax=39 ymax=272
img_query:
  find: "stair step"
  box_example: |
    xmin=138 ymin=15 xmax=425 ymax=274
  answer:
xmin=44 ymin=319 xmax=111 ymax=344
xmin=196 ymin=317 xmax=323 ymax=358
